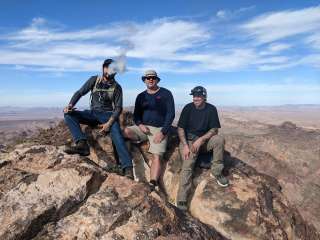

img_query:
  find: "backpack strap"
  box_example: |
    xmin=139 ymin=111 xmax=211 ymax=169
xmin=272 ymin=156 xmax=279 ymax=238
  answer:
xmin=90 ymin=76 xmax=117 ymax=109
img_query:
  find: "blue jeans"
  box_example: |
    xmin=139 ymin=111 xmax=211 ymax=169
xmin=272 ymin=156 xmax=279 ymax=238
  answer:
xmin=64 ymin=110 xmax=132 ymax=169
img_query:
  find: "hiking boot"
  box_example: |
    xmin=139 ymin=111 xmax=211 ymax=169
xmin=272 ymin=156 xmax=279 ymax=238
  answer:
xmin=210 ymin=173 xmax=229 ymax=187
xmin=64 ymin=140 xmax=90 ymax=156
xmin=103 ymin=164 xmax=123 ymax=175
xmin=123 ymin=167 xmax=134 ymax=180
xmin=176 ymin=201 xmax=188 ymax=211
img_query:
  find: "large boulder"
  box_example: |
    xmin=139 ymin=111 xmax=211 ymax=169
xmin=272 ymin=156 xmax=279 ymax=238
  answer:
xmin=34 ymin=174 xmax=225 ymax=240
xmin=131 ymin=137 xmax=319 ymax=240
xmin=0 ymin=145 xmax=107 ymax=240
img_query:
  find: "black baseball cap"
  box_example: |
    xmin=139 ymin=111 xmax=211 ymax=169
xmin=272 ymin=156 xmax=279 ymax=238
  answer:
xmin=190 ymin=86 xmax=207 ymax=98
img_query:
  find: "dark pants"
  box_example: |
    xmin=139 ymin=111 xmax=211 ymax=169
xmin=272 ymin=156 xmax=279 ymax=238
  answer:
xmin=64 ymin=110 xmax=132 ymax=169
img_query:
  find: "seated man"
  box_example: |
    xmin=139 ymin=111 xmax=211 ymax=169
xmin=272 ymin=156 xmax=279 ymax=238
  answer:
xmin=124 ymin=70 xmax=175 ymax=190
xmin=176 ymin=86 xmax=229 ymax=211
xmin=63 ymin=59 xmax=134 ymax=179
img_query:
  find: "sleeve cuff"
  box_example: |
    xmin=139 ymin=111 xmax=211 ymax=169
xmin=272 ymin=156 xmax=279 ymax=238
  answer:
xmin=135 ymin=120 xmax=142 ymax=126
xmin=161 ymin=127 xmax=169 ymax=135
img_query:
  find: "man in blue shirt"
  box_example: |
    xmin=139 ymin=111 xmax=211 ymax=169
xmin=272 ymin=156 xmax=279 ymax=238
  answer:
xmin=124 ymin=70 xmax=175 ymax=190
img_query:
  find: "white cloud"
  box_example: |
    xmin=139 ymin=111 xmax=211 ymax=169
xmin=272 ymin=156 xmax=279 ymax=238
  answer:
xmin=0 ymin=18 xmax=211 ymax=72
xmin=1 ymin=7 xmax=320 ymax=74
xmin=199 ymin=49 xmax=258 ymax=71
xmin=241 ymin=5 xmax=320 ymax=43
xmin=126 ymin=19 xmax=210 ymax=59
xmin=5 ymin=19 xmax=129 ymax=44
xmin=216 ymin=10 xmax=228 ymax=19
xmin=306 ymin=33 xmax=320 ymax=49
xmin=215 ymin=6 xmax=255 ymax=20
xmin=260 ymin=43 xmax=291 ymax=56
xmin=301 ymin=54 xmax=320 ymax=68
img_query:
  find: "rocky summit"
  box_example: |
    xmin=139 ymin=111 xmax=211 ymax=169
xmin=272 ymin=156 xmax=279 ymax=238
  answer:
xmin=0 ymin=112 xmax=319 ymax=240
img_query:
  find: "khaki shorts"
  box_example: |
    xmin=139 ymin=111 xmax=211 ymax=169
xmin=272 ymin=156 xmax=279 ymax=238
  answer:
xmin=128 ymin=125 xmax=168 ymax=156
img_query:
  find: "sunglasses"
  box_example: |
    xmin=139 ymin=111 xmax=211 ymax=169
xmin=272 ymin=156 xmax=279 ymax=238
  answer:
xmin=145 ymin=76 xmax=157 ymax=80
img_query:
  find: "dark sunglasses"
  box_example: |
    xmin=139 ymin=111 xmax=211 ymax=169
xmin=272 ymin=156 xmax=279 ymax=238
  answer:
xmin=145 ymin=76 xmax=157 ymax=80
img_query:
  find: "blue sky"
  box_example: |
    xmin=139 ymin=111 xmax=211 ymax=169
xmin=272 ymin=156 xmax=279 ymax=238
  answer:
xmin=0 ymin=0 xmax=319 ymax=107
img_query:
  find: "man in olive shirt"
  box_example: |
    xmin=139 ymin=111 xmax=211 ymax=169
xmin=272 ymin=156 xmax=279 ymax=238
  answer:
xmin=176 ymin=86 xmax=229 ymax=210
xmin=63 ymin=59 xmax=133 ymax=179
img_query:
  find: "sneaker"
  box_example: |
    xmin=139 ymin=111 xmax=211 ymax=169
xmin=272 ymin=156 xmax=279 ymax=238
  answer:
xmin=149 ymin=179 xmax=158 ymax=192
xmin=210 ymin=173 xmax=229 ymax=187
xmin=64 ymin=140 xmax=90 ymax=156
xmin=123 ymin=167 xmax=134 ymax=180
xmin=176 ymin=201 xmax=188 ymax=211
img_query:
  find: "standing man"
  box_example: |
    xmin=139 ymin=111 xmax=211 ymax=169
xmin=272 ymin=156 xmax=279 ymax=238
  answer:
xmin=63 ymin=59 xmax=134 ymax=179
xmin=176 ymin=86 xmax=229 ymax=210
xmin=124 ymin=70 xmax=175 ymax=190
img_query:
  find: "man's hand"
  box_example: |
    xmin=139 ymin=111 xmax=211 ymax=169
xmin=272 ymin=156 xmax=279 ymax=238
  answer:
xmin=99 ymin=122 xmax=111 ymax=133
xmin=139 ymin=124 xmax=150 ymax=134
xmin=182 ymin=144 xmax=190 ymax=160
xmin=153 ymin=131 xmax=165 ymax=144
xmin=63 ymin=104 xmax=76 ymax=113
xmin=191 ymin=137 xmax=204 ymax=153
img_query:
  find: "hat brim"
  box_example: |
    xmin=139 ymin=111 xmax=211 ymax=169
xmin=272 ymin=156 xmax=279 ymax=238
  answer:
xmin=190 ymin=93 xmax=206 ymax=97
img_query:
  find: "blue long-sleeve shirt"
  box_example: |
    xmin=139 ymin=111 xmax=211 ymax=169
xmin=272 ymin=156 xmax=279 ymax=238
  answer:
xmin=134 ymin=87 xmax=175 ymax=135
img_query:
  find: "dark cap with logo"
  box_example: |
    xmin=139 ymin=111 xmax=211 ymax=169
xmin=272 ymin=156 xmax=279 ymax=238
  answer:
xmin=190 ymin=86 xmax=207 ymax=98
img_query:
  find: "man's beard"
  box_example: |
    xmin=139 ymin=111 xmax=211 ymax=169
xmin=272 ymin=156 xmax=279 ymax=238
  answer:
xmin=103 ymin=72 xmax=109 ymax=79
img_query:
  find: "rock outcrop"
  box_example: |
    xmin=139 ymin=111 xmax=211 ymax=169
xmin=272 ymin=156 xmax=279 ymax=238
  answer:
xmin=131 ymin=135 xmax=319 ymax=240
xmin=0 ymin=144 xmax=224 ymax=240
xmin=1 ymin=114 xmax=319 ymax=240
xmin=222 ymin=118 xmax=320 ymax=231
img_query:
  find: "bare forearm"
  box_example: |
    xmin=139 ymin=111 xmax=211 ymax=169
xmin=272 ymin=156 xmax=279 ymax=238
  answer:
xmin=178 ymin=127 xmax=188 ymax=146
xmin=200 ymin=128 xmax=218 ymax=141
xmin=105 ymin=116 xmax=115 ymax=127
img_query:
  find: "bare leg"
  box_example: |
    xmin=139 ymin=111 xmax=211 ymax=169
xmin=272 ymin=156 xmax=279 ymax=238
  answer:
xmin=150 ymin=154 xmax=161 ymax=181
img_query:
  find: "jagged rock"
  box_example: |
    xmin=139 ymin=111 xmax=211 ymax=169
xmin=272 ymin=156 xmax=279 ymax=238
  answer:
xmin=2 ymin=116 xmax=318 ymax=240
xmin=0 ymin=144 xmax=7 ymax=153
xmin=280 ymin=121 xmax=297 ymax=129
xmin=34 ymin=174 xmax=225 ymax=240
xmin=0 ymin=165 xmax=28 ymax=199
xmin=83 ymin=126 xmax=118 ymax=170
xmin=0 ymin=146 xmax=107 ymax=240
xmin=133 ymin=139 xmax=320 ymax=240
xmin=224 ymin=120 xmax=320 ymax=230
xmin=0 ymin=144 xmax=224 ymax=240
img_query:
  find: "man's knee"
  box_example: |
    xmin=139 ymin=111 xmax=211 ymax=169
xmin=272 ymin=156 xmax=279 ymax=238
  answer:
xmin=64 ymin=112 xmax=73 ymax=121
xmin=216 ymin=135 xmax=225 ymax=145
xmin=209 ymin=135 xmax=225 ymax=147
xmin=123 ymin=127 xmax=132 ymax=138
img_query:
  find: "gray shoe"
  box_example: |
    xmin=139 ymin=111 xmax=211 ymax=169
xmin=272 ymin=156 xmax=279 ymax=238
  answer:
xmin=176 ymin=201 xmax=188 ymax=211
xmin=210 ymin=173 xmax=229 ymax=187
